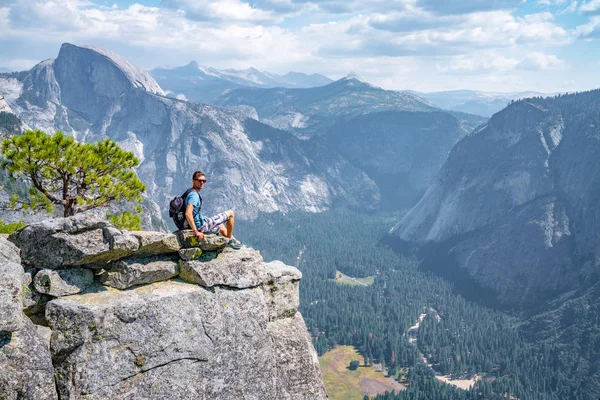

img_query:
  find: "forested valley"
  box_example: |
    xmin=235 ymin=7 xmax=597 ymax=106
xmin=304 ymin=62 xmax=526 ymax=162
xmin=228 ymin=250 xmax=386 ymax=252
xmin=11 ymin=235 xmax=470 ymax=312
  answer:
xmin=237 ymin=209 xmax=600 ymax=400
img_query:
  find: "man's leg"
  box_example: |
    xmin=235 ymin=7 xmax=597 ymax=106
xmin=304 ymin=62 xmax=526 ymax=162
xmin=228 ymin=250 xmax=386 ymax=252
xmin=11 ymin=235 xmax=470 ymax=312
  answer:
xmin=224 ymin=210 xmax=234 ymax=239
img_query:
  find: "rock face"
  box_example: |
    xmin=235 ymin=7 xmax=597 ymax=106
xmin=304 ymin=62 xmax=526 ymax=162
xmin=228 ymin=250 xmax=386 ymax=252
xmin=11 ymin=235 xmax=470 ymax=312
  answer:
xmin=0 ymin=238 xmax=23 ymax=332
xmin=0 ymin=237 xmax=58 ymax=400
xmin=21 ymin=269 xmax=52 ymax=316
xmin=179 ymin=247 xmax=267 ymax=288
xmin=0 ymin=319 xmax=58 ymax=400
xmin=100 ymin=256 xmax=179 ymax=289
xmin=177 ymin=230 xmax=231 ymax=250
xmin=263 ymin=260 xmax=302 ymax=321
xmin=47 ymin=280 xmax=325 ymax=399
xmin=0 ymin=217 xmax=327 ymax=399
xmin=129 ymin=231 xmax=180 ymax=256
xmin=391 ymin=91 xmax=600 ymax=306
xmin=33 ymin=268 xmax=94 ymax=297
xmin=9 ymin=213 xmax=139 ymax=268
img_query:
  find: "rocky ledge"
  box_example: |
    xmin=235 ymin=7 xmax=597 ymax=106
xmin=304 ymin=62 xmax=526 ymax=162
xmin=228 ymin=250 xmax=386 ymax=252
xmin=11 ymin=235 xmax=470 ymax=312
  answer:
xmin=0 ymin=214 xmax=327 ymax=399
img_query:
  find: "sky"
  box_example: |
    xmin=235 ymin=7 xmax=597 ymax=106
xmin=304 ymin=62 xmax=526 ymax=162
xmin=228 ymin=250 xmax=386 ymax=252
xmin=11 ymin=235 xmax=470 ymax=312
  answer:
xmin=0 ymin=0 xmax=599 ymax=92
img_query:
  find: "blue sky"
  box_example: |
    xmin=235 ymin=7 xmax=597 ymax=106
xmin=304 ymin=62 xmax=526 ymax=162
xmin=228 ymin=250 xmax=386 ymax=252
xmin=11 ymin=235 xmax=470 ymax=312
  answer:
xmin=0 ymin=0 xmax=599 ymax=92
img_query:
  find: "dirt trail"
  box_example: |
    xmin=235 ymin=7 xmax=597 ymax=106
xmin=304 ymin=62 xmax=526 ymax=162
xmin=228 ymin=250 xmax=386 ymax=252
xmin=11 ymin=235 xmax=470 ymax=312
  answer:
xmin=408 ymin=309 xmax=480 ymax=390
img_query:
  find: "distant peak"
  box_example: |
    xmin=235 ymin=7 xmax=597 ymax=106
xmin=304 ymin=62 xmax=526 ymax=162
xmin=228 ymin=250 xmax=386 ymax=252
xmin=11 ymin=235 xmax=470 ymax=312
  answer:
xmin=56 ymin=43 xmax=165 ymax=96
xmin=187 ymin=61 xmax=200 ymax=68
xmin=342 ymin=72 xmax=365 ymax=82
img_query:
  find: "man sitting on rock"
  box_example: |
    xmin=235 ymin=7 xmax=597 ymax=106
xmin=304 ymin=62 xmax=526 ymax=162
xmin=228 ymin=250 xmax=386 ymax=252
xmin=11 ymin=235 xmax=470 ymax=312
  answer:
xmin=184 ymin=170 xmax=242 ymax=250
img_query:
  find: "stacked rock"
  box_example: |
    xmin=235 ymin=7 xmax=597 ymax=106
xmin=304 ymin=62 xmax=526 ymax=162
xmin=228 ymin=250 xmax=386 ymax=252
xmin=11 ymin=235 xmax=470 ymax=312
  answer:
xmin=0 ymin=214 xmax=327 ymax=400
xmin=0 ymin=234 xmax=57 ymax=399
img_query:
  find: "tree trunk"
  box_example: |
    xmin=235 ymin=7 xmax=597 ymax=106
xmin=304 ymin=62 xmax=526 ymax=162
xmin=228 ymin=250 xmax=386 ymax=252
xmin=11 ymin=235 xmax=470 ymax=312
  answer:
xmin=64 ymin=199 xmax=77 ymax=217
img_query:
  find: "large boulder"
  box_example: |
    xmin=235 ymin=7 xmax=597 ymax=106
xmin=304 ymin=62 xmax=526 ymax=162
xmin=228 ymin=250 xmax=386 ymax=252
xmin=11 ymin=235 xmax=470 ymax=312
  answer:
xmin=46 ymin=280 xmax=327 ymax=399
xmin=21 ymin=269 xmax=52 ymax=317
xmin=179 ymin=247 xmax=267 ymax=288
xmin=0 ymin=238 xmax=24 ymax=332
xmin=9 ymin=214 xmax=139 ymax=269
xmin=0 ymin=318 xmax=58 ymax=399
xmin=263 ymin=261 xmax=302 ymax=321
xmin=100 ymin=256 xmax=179 ymax=289
xmin=33 ymin=268 xmax=94 ymax=297
xmin=177 ymin=231 xmax=229 ymax=251
xmin=129 ymin=231 xmax=180 ymax=256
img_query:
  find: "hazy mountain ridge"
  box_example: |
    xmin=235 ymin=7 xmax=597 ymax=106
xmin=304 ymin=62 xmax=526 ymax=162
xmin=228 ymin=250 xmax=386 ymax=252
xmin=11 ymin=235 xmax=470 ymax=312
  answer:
xmin=0 ymin=43 xmax=380 ymax=227
xmin=214 ymin=75 xmax=438 ymax=133
xmin=150 ymin=62 xmax=332 ymax=104
xmin=391 ymin=90 xmax=600 ymax=306
xmin=410 ymin=89 xmax=556 ymax=117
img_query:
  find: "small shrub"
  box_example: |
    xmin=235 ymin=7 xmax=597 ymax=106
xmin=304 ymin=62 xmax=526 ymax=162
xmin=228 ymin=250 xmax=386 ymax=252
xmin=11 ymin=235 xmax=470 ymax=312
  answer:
xmin=0 ymin=220 xmax=26 ymax=234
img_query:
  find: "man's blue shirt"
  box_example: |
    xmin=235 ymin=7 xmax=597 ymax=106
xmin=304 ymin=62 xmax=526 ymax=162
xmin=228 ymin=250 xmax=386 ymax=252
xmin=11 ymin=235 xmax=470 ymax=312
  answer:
xmin=185 ymin=190 xmax=205 ymax=229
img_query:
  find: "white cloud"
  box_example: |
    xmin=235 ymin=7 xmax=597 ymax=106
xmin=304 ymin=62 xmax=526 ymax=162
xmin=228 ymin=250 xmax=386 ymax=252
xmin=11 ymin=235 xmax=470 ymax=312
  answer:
xmin=357 ymin=10 xmax=571 ymax=57
xmin=436 ymin=51 xmax=566 ymax=74
xmin=536 ymin=0 xmax=569 ymax=5
xmin=0 ymin=7 xmax=9 ymax=29
xmin=517 ymin=52 xmax=566 ymax=69
xmin=579 ymin=0 xmax=600 ymax=14
xmin=558 ymin=1 xmax=578 ymax=14
xmin=162 ymin=0 xmax=283 ymax=23
xmin=0 ymin=0 xmax=588 ymax=93
xmin=575 ymin=15 xmax=600 ymax=37
xmin=436 ymin=52 xmax=520 ymax=73
xmin=418 ymin=0 xmax=522 ymax=15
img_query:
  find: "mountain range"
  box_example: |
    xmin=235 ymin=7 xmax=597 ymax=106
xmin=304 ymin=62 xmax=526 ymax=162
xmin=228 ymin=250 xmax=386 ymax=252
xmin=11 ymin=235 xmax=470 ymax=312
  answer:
xmin=149 ymin=62 xmax=332 ymax=104
xmin=214 ymin=74 xmax=487 ymax=208
xmin=0 ymin=43 xmax=485 ymax=223
xmin=149 ymin=63 xmax=552 ymax=119
xmin=214 ymin=73 xmax=437 ymax=133
xmin=0 ymin=44 xmax=379 ymax=228
xmin=391 ymin=90 xmax=600 ymax=307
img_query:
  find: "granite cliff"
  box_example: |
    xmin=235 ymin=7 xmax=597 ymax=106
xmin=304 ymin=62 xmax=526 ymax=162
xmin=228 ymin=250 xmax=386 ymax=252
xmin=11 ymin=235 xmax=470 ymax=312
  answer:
xmin=0 ymin=214 xmax=327 ymax=399
xmin=391 ymin=91 xmax=600 ymax=307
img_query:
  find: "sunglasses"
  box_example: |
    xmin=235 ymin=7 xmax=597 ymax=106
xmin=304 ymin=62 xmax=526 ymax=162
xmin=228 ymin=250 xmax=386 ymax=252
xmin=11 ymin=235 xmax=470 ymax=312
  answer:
xmin=194 ymin=179 xmax=207 ymax=183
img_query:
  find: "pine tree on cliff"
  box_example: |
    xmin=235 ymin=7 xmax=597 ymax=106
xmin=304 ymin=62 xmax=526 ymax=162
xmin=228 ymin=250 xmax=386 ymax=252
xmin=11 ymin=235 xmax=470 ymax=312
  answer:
xmin=1 ymin=129 xmax=145 ymax=227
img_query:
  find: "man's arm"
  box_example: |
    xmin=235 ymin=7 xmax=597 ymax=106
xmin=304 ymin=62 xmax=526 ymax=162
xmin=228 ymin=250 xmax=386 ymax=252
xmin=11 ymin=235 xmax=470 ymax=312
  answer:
xmin=185 ymin=203 xmax=204 ymax=241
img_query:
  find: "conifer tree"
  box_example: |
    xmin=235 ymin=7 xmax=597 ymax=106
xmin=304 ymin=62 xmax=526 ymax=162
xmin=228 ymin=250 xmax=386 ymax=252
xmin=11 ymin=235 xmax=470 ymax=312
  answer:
xmin=1 ymin=130 xmax=145 ymax=221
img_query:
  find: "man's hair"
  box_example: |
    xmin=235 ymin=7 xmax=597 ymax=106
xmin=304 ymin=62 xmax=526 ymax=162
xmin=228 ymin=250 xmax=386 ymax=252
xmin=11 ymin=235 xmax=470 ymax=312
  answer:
xmin=192 ymin=170 xmax=205 ymax=180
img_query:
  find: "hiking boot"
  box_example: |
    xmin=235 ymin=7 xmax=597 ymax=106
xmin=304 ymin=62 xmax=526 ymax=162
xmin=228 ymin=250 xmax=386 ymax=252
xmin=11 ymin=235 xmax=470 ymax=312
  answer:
xmin=227 ymin=238 xmax=243 ymax=250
